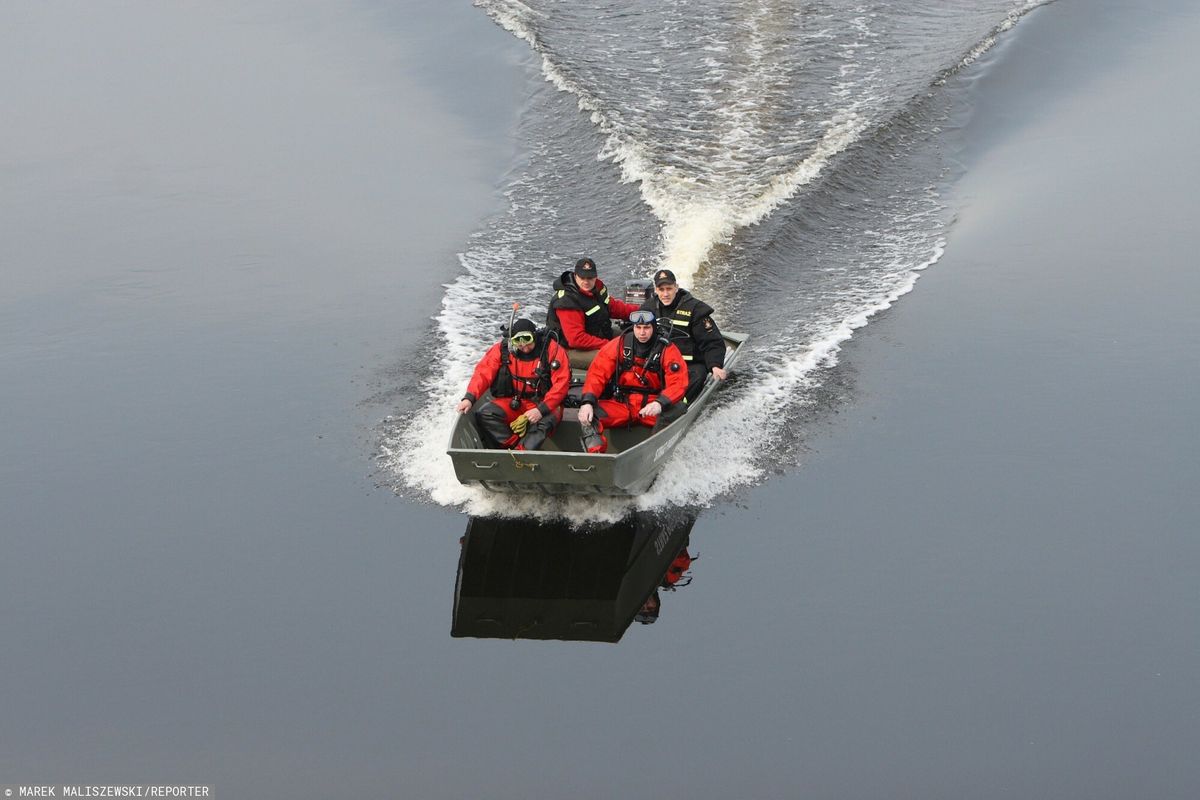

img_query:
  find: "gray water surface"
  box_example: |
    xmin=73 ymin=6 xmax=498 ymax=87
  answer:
xmin=3 ymin=2 xmax=1198 ymax=798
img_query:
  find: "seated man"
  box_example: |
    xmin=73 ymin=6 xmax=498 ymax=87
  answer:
xmin=456 ymin=318 xmax=570 ymax=450
xmin=641 ymin=268 xmax=727 ymax=401
xmin=576 ymin=309 xmax=689 ymax=453
xmin=545 ymin=257 xmax=641 ymax=366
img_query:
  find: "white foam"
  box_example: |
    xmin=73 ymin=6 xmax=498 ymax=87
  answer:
xmin=480 ymin=0 xmax=877 ymax=286
xmin=476 ymin=0 xmax=1048 ymax=289
xmin=950 ymin=0 xmax=1050 ymax=74
xmin=654 ymin=113 xmax=870 ymax=285
xmin=380 ymin=230 xmax=947 ymax=523
xmin=380 ymin=2 xmax=1039 ymax=522
xmin=637 ymin=238 xmax=946 ymax=509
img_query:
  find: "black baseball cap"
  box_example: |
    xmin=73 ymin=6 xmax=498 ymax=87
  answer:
xmin=574 ymin=258 xmax=598 ymax=278
xmin=653 ymin=269 xmax=677 ymax=286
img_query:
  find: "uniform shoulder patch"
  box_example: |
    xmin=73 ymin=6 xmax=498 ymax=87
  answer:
xmin=703 ymin=317 xmax=714 ymax=330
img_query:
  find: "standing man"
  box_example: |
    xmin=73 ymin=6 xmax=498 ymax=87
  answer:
xmin=641 ymin=268 xmax=727 ymax=401
xmin=456 ymin=318 xmax=571 ymax=451
xmin=545 ymin=257 xmax=641 ymax=365
xmin=576 ymin=310 xmax=689 ymax=453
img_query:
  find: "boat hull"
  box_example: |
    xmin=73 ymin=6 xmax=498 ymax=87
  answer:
xmin=447 ymin=332 xmax=747 ymax=496
xmin=452 ymin=512 xmax=696 ymax=642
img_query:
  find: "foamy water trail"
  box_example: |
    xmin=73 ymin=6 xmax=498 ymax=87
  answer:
xmin=475 ymin=0 xmax=1044 ymax=284
xmin=637 ymin=239 xmax=945 ymax=510
xmin=385 ymin=214 xmax=948 ymax=524
xmin=480 ymin=0 xmax=878 ymax=286
xmin=380 ymin=1 xmax=1052 ymax=522
xmin=652 ymin=113 xmax=868 ymax=284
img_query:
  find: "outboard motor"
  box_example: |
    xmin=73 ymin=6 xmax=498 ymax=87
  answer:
xmin=624 ymin=280 xmax=652 ymax=305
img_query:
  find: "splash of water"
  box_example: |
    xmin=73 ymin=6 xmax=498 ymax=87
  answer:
xmin=380 ymin=1 xmax=1049 ymax=522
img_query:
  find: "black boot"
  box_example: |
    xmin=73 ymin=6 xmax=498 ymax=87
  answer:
xmin=579 ymin=421 xmax=607 ymax=453
xmin=518 ymin=416 xmax=555 ymax=451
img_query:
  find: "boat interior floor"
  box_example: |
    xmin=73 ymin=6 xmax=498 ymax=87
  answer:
xmin=531 ymin=411 xmax=651 ymax=455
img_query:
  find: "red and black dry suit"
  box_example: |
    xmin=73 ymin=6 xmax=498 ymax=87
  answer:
xmin=579 ymin=331 xmax=688 ymax=452
xmin=640 ymin=288 xmax=725 ymax=401
xmin=545 ymin=271 xmax=640 ymax=350
xmin=462 ymin=332 xmax=570 ymax=450
xmin=662 ymin=547 xmax=695 ymax=589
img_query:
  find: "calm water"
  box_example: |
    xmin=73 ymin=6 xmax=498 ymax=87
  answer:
xmin=3 ymin=1 xmax=1198 ymax=797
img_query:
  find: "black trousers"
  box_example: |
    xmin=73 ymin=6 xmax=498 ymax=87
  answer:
xmin=685 ymin=363 xmax=710 ymax=402
xmin=475 ymin=400 xmax=558 ymax=450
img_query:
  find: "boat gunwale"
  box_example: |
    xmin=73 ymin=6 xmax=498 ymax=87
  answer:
xmin=446 ymin=331 xmax=748 ymax=491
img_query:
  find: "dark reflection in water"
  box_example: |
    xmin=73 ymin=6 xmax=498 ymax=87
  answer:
xmin=452 ymin=512 xmax=698 ymax=643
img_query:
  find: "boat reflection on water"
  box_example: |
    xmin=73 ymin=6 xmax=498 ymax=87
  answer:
xmin=452 ymin=511 xmax=698 ymax=643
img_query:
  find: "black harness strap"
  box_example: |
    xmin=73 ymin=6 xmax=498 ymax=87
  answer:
xmin=494 ymin=332 xmax=556 ymax=400
xmin=609 ymin=331 xmax=668 ymax=399
xmin=491 ymin=341 xmax=516 ymax=398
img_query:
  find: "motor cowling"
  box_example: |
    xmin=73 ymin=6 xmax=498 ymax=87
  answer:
xmin=623 ymin=280 xmax=652 ymax=305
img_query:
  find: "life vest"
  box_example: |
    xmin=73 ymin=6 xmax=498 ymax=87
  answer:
xmin=643 ymin=290 xmax=715 ymax=363
xmin=491 ymin=332 xmax=557 ymax=400
xmin=607 ymin=330 xmax=670 ymax=400
xmin=546 ymin=271 xmax=617 ymax=342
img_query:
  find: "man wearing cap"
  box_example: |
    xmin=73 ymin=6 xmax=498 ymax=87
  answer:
xmin=456 ymin=318 xmax=571 ymax=450
xmin=575 ymin=309 xmax=689 ymax=453
xmin=545 ymin=257 xmax=641 ymax=365
xmin=640 ymin=268 xmax=728 ymax=401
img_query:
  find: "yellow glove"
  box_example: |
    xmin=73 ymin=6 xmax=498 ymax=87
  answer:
xmin=509 ymin=414 xmax=529 ymax=437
